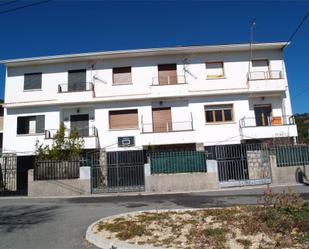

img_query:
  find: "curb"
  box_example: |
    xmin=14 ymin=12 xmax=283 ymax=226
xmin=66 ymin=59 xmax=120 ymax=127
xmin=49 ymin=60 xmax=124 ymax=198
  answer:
xmin=0 ymin=183 xmax=304 ymax=200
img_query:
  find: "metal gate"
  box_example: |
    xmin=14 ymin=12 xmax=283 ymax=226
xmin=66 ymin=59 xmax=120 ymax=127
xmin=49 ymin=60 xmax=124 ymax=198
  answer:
xmin=214 ymin=143 xmax=271 ymax=187
xmin=0 ymin=154 xmax=31 ymax=196
xmin=89 ymin=149 xmax=146 ymax=193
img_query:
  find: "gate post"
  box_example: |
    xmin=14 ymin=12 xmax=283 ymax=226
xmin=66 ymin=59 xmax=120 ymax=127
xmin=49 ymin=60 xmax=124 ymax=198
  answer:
xmin=99 ymin=149 xmax=108 ymax=187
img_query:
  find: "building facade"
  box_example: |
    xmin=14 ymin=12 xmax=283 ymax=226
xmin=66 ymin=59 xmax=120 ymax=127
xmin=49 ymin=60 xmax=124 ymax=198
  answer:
xmin=1 ymin=42 xmax=298 ymax=155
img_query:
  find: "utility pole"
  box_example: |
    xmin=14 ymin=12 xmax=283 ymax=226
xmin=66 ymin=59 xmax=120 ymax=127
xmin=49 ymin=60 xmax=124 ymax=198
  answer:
xmin=248 ymin=20 xmax=256 ymax=73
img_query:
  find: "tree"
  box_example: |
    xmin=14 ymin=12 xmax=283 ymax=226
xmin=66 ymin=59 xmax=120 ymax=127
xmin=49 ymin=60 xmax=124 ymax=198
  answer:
xmin=36 ymin=122 xmax=84 ymax=160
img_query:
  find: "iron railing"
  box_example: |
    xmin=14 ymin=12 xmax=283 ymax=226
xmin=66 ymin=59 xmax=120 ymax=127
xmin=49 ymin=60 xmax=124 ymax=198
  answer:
xmin=271 ymin=144 xmax=309 ymax=167
xmin=141 ymin=121 xmax=193 ymax=133
xmin=239 ymin=115 xmax=295 ymax=128
xmin=34 ymin=159 xmax=80 ymax=180
xmin=247 ymin=70 xmax=283 ymax=81
xmin=45 ymin=126 xmax=98 ymax=139
xmin=58 ymin=82 xmax=94 ymax=93
xmin=152 ymin=75 xmax=186 ymax=85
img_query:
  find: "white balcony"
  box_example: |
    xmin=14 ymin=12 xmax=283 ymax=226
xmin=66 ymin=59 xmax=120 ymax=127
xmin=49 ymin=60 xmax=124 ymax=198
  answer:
xmin=44 ymin=126 xmax=99 ymax=149
xmin=239 ymin=116 xmax=298 ymax=140
xmin=247 ymin=70 xmax=286 ymax=93
xmin=57 ymin=82 xmax=94 ymax=103
xmin=151 ymin=75 xmax=186 ymax=86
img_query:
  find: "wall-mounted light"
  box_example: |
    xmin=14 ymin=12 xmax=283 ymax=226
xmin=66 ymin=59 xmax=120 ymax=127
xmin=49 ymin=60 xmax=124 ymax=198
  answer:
xmin=159 ymin=101 xmax=163 ymax=106
xmin=261 ymin=97 xmax=265 ymax=100
xmin=77 ymin=108 xmax=80 ymax=113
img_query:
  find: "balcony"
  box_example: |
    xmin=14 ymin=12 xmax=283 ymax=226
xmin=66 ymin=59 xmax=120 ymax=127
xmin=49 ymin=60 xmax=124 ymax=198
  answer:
xmin=141 ymin=120 xmax=193 ymax=133
xmin=57 ymin=82 xmax=94 ymax=103
xmin=247 ymin=70 xmax=286 ymax=93
xmin=239 ymin=116 xmax=298 ymax=140
xmin=151 ymin=75 xmax=186 ymax=86
xmin=44 ymin=126 xmax=99 ymax=149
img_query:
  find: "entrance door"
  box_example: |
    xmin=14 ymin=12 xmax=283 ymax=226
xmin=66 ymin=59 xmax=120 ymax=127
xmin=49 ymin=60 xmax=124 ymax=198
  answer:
xmin=254 ymin=105 xmax=272 ymax=126
xmin=70 ymin=114 xmax=89 ymax=136
xmin=152 ymin=108 xmax=172 ymax=132
xmin=68 ymin=69 xmax=86 ymax=91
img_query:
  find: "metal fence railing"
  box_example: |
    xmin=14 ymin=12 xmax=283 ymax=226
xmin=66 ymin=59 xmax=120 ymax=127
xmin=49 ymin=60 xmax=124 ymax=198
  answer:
xmin=152 ymin=75 xmax=186 ymax=85
xmin=142 ymin=121 xmax=193 ymax=133
xmin=239 ymin=115 xmax=295 ymax=128
xmin=45 ymin=126 xmax=98 ymax=139
xmin=247 ymin=70 xmax=283 ymax=81
xmin=271 ymin=144 xmax=309 ymax=167
xmin=150 ymin=151 xmax=207 ymax=174
xmin=58 ymin=82 xmax=94 ymax=93
xmin=34 ymin=160 xmax=80 ymax=180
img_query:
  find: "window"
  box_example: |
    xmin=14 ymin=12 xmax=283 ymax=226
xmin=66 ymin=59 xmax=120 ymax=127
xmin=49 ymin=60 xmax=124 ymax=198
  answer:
xmin=68 ymin=69 xmax=87 ymax=91
xmin=251 ymin=60 xmax=269 ymax=71
xmin=17 ymin=115 xmax=45 ymax=135
xmin=24 ymin=73 xmax=42 ymax=90
xmin=158 ymin=64 xmax=177 ymax=85
xmin=113 ymin=67 xmax=132 ymax=85
xmin=205 ymin=62 xmax=224 ymax=79
xmin=205 ymin=105 xmax=233 ymax=123
xmin=109 ymin=109 xmax=138 ymax=129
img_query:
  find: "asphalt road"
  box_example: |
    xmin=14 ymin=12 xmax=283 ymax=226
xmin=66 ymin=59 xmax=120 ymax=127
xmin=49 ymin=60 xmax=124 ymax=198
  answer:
xmin=1 ymin=185 xmax=309 ymax=249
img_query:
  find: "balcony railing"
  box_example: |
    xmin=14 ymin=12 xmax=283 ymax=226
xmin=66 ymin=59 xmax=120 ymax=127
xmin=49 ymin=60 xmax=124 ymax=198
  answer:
xmin=45 ymin=126 xmax=98 ymax=139
xmin=152 ymin=75 xmax=186 ymax=86
xmin=58 ymin=82 xmax=94 ymax=93
xmin=142 ymin=121 xmax=193 ymax=133
xmin=247 ymin=70 xmax=283 ymax=81
xmin=239 ymin=116 xmax=295 ymax=128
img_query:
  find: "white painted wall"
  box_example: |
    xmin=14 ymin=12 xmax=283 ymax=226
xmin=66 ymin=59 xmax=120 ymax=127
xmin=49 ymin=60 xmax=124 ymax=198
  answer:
xmin=2 ymin=47 xmax=297 ymax=154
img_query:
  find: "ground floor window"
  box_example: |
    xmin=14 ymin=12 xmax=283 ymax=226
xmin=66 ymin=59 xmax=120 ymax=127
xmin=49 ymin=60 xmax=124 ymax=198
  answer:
xmin=17 ymin=115 xmax=45 ymax=135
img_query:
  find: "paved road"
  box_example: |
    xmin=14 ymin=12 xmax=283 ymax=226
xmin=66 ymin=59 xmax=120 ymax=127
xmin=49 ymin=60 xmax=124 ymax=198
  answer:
xmin=1 ymin=185 xmax=309 ymax=249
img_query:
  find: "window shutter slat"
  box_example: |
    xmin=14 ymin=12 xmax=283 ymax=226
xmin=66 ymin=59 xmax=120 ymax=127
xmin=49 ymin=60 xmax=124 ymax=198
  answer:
xmin=109 ymin=110 xmax=138 ymax=129
xmin=113 ymin=67 xmax=132 ymax=85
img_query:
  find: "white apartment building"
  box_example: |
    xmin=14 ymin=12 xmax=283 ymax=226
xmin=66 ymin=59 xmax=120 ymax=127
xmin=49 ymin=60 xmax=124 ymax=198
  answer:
xmin=0 ymin=42 xmax=298 ymax=156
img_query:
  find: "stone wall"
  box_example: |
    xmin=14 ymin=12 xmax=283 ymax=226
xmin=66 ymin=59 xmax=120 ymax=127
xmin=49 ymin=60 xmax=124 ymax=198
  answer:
xmin=247 ymin=150 xmax=271 ymax=180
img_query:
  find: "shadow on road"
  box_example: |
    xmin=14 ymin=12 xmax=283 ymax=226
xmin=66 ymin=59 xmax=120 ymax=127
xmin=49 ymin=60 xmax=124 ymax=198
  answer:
xmin=0 ymin=205 xmax=59 ymax=233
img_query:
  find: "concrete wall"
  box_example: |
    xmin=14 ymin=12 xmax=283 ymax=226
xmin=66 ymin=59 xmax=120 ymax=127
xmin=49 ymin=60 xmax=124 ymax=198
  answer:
xmin=270 ymin=155 xmax=303 ymax=185
xmin=28 ymin=169 xmax=91 ymax=197
xmin=144 ymin=160 xmax=219 ymax=193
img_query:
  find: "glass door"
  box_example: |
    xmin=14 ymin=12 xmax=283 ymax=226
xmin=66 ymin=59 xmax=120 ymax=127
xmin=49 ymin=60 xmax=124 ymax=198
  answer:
xmin=254 ymin=105 xmax=272 ymax=126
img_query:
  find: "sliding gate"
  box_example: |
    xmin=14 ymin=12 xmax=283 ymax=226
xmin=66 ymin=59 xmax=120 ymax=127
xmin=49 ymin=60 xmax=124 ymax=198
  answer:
xmin=89 ymin=150 xmax=146 ymax=193
xmin=214 ymin=143 xmax=271 ymax=187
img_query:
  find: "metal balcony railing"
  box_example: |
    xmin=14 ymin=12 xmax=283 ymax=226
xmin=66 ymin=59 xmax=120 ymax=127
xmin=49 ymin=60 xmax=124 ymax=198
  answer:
xmin=45 ymin=126 xmax=98 ymax=139
xmin=141 ymin=121 xmax=193 ymax=133
xmin=152 ymin=75 xmax=186 ymax=86
xmin=239 ymin=115 xmax=295 ymax=128
xmin=247 ymin=70 xmax=283 ymax=81
xmin=58 ymin=82 xmax=94 ymax=93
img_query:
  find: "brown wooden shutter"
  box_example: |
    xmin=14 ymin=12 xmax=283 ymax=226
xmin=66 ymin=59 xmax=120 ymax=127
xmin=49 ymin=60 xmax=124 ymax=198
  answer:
xmin=109 ymin=110 xmax=138 ymax=129
xmin=113 ymin=67 xmax=132 ymax=85
xmin=152 ymin=108 xmax=172 ymax=132
xmin=158 ymin=64 xmax=177 ymax=85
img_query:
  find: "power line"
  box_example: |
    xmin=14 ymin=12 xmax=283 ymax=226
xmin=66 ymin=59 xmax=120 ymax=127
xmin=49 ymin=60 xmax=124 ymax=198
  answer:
xmin=0 ymin=0 xmax=51 ymax=15
xmin=292 ymin=85 xmax=309 ymax=99
xmin=286 ymin=11 xmax=309 ymax=45
xmin=0 ymin=0 xmax=18 ymax=7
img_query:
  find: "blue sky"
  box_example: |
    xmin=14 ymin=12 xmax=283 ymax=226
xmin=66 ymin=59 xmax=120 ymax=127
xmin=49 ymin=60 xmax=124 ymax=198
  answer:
xmin=0 ymin=0 xmax=308 ymax=113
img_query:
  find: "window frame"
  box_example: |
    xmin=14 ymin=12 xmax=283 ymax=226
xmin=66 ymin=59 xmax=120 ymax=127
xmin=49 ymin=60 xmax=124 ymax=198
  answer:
xmin=205 ymin=61 xmax=225 ymax=79
xmin=23 ymin=72 xmax=42 ymax=91
xmin=17 ymin=115 xmax=45 ymax=135
xmin=204 ymin=104 xmax=234 ymax=124
xmin=109 ymin=109 xmax=139 ymax=130
xmin=112 ymin=66 xmax=132 ymax=85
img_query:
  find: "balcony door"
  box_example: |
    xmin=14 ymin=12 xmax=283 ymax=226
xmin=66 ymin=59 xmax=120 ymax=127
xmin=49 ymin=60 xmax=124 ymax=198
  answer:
xmin=254 ymin=105 xmax=272 ymax=127
xmin=68 ymin=69 xmax=86 ymax=92
xmin=152 ymin=108 xmax=172 ymax=132
xmin=158 ymin=64 xmax=177 ymax=85
xmin=70 ymin=114 xmax=89 ymax=136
